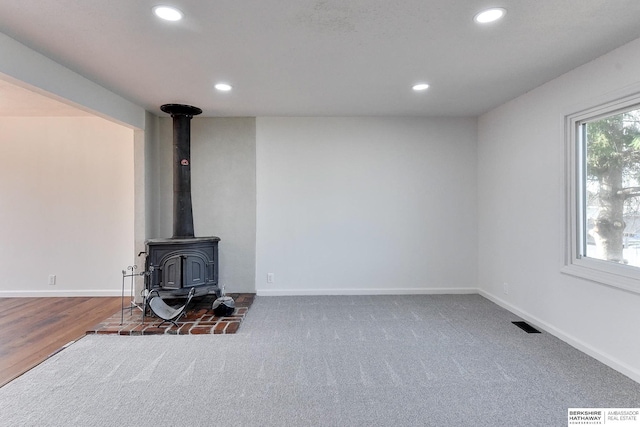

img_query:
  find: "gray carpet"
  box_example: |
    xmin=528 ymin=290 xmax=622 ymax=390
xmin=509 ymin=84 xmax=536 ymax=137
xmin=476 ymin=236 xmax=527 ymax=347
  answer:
xmin=1 ymin=294 xmax=638 ymax=426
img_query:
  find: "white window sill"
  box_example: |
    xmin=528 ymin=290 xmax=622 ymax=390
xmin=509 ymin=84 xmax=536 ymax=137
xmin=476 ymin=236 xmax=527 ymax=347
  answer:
xmin=561 ymin=260 xmax=640 ymax=295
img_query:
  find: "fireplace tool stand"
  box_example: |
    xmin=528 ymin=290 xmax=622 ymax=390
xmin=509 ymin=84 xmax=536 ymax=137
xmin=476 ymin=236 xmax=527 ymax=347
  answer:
xmin=120 ymin=265 xmax=147 ymax=325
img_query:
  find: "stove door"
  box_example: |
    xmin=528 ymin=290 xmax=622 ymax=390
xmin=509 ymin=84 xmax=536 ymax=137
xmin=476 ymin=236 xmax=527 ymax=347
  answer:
xmin=160 ymin=255 xmax=182 ymax=289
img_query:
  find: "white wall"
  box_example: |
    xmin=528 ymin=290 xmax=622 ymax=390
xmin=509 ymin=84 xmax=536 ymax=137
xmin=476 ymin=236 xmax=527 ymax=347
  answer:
xmin=131 ymin=111 xmax=159 ymax=299
xmin=0 ymin=117 xmax=134 ymax=295
xmin=144 ymin=112 xmax=160 ymax=239
xmin=478 ymin=37 xmax=640 ymax=382
xmin=256 ymin=117 xmax=478 ymax=295
xmin=153 ymin=117 xmax=256 ymax=293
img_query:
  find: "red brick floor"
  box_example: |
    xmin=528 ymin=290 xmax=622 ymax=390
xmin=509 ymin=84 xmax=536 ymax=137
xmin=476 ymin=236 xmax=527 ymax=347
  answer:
xmin=88 ymin=293 xmax=255 ymax=336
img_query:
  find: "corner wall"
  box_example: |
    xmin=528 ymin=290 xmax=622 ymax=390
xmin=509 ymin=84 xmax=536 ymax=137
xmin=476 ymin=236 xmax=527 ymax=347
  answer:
xmin=256 ymin=117 xmax=478 ymax=295
xmin=153 ymin=117 xmax=257 ymax=293
xmin=477 ymin=37 xmax=640 ymax=382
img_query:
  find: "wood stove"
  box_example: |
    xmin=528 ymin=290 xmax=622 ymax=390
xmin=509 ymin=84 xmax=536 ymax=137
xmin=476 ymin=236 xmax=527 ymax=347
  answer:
xmin=145 ymin=237 xmax=219 ymax=297
xmin=145 ymin=104 xmax=221 ymax=298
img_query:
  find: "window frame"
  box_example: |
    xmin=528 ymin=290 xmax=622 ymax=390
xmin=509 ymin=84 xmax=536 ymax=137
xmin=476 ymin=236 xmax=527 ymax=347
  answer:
xmin=563 ymin=92 xmax=640 ymax=294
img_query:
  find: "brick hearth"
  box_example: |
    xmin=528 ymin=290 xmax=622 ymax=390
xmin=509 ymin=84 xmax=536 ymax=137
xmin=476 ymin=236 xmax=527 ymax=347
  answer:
xmin=88 ymin=293 xmax=255 ymax=336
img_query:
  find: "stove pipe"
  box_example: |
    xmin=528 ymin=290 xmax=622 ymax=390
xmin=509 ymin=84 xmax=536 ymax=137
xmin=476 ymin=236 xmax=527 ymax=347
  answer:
xmin=160 ymin=103 xmax=202 ymax=239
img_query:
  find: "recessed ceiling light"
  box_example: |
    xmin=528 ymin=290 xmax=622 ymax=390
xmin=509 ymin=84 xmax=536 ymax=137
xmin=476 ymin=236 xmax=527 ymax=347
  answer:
xmin=214 ymin=83 xmax=233 ymax=92
xmin=412 ymin=83 xmax=430 ymax=91
xmin=153 ymin=5 xmax=183 ymax=21
xmin=474 ymin=8 xmax=506 ymax=24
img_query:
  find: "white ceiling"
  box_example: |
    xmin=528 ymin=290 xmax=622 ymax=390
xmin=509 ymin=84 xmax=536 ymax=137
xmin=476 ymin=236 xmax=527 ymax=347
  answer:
xmin=1 ymin=0 xmax=640 ymax=118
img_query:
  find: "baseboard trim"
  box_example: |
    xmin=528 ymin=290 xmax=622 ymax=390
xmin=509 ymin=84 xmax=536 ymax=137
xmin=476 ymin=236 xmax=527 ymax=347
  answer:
xmin=478 ymin=289 xmax=640 ymax=384
xmin=0 ymin=289 xmax=122 ymax=297
xmin=257 ymin=287 xmax=478 ymax=296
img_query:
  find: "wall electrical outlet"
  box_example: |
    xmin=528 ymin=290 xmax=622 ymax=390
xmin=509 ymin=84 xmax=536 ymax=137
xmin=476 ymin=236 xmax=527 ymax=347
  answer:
xmin=267 ymin=273 xmax=274 ymax=283
xmin=48 ymin=275 xmax=57 ymax=286
xmin=503 ymin=282 xmax=509 ymax=295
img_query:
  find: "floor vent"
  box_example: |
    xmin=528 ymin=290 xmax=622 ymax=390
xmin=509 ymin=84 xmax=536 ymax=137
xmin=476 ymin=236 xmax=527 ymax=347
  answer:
xmin=512 ymin=321 xmax=541 ymax=334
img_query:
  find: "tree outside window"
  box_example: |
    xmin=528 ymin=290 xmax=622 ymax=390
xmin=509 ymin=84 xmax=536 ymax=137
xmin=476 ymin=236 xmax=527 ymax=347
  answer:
xmin=582 ymin=106 xmax=640 ymax=267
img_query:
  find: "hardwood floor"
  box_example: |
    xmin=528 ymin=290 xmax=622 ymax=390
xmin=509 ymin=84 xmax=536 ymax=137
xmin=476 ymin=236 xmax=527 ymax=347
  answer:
xmin=0 ymin=297 xmax=122 ymax=387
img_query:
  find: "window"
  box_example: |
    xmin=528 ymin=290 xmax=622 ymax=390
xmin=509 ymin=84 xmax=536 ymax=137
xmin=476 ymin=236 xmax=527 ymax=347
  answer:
xmin=565 ymin=93 xmax=640 ymax=294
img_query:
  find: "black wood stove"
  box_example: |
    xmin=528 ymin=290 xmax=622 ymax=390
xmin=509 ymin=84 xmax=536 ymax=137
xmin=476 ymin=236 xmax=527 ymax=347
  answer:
xmin=145 ymin=104 xmax=221 ymax=298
